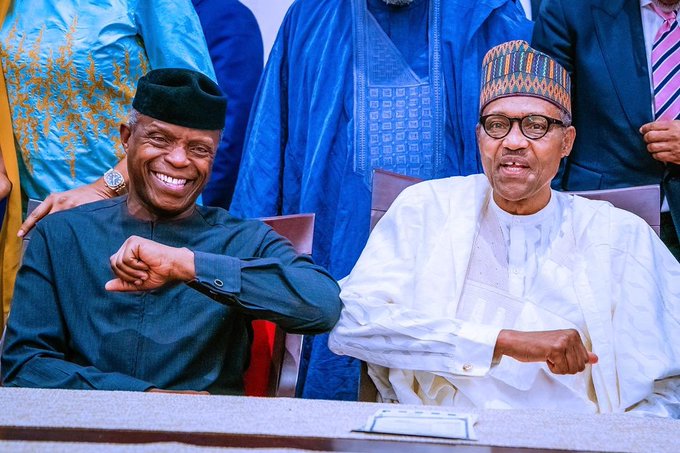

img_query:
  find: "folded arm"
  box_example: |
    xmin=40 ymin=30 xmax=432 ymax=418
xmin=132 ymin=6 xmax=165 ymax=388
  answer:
xmin=328 ymin=187 xmax=500 ymax=376
xmin=105 ymin=229 xmax=341 ymax=334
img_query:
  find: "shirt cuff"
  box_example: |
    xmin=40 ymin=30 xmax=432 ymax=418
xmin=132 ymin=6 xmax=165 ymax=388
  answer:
xmin=189 ymin=251 xmax=242 ymax=296
xmin=451 ymin=322 xmax=502 ymax=377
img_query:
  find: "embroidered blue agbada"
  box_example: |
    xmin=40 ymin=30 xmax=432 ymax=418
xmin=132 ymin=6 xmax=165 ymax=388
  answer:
xmin=230 ymin=0 xmax=532 ymax=400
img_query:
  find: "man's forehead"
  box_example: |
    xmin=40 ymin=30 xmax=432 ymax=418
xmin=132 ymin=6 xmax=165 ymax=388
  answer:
xmin=135 ymin=114 xmax=219 ymax=137
xmin=481 ymin=95 xmax=562 ymax=117
xmin=136 ymin=114 xmax=175 ymax=131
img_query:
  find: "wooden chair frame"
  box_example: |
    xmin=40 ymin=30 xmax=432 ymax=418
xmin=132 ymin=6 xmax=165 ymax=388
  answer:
xmin=251 ymin=213 xmax=313 ymax=397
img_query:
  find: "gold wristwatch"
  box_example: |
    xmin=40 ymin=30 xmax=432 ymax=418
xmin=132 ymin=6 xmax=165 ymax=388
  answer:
xmin=103 ymin=169 xmax=126 ymax=195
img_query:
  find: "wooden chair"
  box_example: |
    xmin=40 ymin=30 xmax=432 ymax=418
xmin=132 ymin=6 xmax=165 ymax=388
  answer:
xmin=569 ymin=185 xmax=661 ymax=235
xmin=370 ymin=170 xmax=422 ymax=231
xmin=244 ymin=213 xmax=314 ymax=397
xmin=360 ymin=170 xmax=661 ymax=401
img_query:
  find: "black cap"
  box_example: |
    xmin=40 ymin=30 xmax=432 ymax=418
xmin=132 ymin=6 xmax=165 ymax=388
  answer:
xmin=132 ymin=68 xmax=227 ymax=130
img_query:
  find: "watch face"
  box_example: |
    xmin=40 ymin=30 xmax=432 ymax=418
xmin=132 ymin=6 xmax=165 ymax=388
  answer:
xmin=105 ymin=170 xmax=124 ymax=189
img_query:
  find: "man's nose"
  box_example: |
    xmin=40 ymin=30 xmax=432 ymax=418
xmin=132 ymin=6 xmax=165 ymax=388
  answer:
xmin=502 ymin=121 xmax=529 ymax=149
xmin=165 ymin=145 xmax=190 ymax=166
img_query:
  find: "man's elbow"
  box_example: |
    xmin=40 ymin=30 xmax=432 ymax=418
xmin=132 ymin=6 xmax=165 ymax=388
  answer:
xmin=308 ymin=275 xmax=343 ymax=332
xmin=288 ymin=285 xmax=342 ymax=334
xmin=316 ymin=298 xmax=342 ymax=332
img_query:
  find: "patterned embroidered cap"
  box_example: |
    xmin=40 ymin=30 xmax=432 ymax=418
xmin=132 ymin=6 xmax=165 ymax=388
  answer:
xmin=132 ymin=68 xmax=227 ymax=130
xmin=479 ymin=40 xmax=571 ymax=115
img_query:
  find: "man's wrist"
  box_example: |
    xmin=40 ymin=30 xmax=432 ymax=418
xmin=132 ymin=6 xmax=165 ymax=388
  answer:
xmin=103 ymin=168 xmax=127 ymax=196
xmin=493 ymin=329 xmax=512 ymax=362
xmin=175 ymin=248 xmax=196 ymax=282
xmin=97 ymin=178 xmax=119 ymax=198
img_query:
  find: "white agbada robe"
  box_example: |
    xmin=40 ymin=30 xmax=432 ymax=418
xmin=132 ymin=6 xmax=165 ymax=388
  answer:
xmin=328 ymin=174 xmax=680 ymax=417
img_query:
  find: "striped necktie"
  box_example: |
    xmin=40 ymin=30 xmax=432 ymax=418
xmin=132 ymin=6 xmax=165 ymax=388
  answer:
xmin=651 ymin=4 xmax=680 ymax=120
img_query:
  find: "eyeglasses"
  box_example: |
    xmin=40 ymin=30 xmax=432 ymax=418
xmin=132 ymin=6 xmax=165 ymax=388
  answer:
xmin=479 ymin=114 xmax=567 ymax=140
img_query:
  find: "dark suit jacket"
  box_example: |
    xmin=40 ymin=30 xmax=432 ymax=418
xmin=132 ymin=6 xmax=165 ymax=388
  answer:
xmin=532 ymin=0 xmax=680 ymax=222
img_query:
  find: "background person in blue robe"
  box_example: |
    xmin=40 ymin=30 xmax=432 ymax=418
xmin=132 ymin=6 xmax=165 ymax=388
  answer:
xmin=0 ymin=68 xmax=341 ymax=393
xmin=193 ymin=0 xmax=264 ymax=208
xmin=230 ymin=0 xmax=533 ymax=400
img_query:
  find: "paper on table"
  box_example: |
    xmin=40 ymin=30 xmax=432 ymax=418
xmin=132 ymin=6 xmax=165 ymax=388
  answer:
xmin=358 ymin=408 xmax=478 ymax=440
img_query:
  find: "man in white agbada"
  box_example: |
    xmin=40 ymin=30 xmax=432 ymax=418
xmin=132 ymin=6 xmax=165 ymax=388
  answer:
xmin=328 ymin=40 xmax=680 ymax=417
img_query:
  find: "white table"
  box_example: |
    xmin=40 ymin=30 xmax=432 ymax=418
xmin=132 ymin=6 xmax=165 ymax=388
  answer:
xmin=1 ymin=387 xmax=678 ymax=452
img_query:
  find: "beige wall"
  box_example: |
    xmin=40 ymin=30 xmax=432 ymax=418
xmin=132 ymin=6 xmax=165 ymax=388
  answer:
xmin=240 ymin=0 xmax=295 ymax=63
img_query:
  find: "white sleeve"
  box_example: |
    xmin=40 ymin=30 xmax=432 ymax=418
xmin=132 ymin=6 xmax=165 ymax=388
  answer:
xmin=328 ymin=186 xmax=501 ymax=377
xmin=604 ymin=211 xmax=680 ymax=416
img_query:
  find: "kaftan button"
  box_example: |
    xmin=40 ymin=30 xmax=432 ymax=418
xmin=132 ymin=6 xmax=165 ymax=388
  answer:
xmin=462 ymin=363 xmax=473 ymax=372
xmin=214 ymin=279 xmax=224 ymax=288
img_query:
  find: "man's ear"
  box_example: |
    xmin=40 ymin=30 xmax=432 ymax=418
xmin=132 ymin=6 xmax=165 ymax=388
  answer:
xmin=561 ymin=126 xmax=576 ymax=158
xmin=119 ymin=123 xmax=131 ymax=154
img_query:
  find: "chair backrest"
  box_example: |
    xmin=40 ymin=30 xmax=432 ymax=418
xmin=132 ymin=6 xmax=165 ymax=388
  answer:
xmin=243 ymin=213 xmax=314 ymax=398
xmin=370 ymin=170 xmax=423 ymax=230
xmin=370 ymin=171 xmax=661 ymax=234
xmin=569 ymin=185 xmax=661 ymax=235
xmin=361 ymin=170 xmax=423 ymax=401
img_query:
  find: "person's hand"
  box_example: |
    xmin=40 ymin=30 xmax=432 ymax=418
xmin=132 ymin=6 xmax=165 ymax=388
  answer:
xmin=0 ymin=171 xmax=11 ymax=200
xmin=640 ymin=120 xmax=680 ymax=165
xmin=494 ymin=329 xmax=598 ymax=375
xmin=105 ymin=235 xmax=195 ymax=292
xmin=18 ymin=181 xmax=113 ymax=237
xmin=146 ymin=388 xmax=210 ymax=395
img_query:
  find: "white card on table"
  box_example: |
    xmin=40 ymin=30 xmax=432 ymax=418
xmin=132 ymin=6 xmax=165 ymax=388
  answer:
xmin=359 ymin=408 xmax=477 ymax=440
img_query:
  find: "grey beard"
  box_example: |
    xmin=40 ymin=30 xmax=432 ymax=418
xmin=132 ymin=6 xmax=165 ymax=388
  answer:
xmin=381 ymin=0 xmax=415 ymax=6
xmin=652 ymin=0 xmax=680 ymax=12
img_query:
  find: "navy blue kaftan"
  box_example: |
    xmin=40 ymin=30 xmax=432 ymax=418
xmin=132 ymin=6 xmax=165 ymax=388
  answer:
xmin=1 ymin=198 xmax=340 ymax=393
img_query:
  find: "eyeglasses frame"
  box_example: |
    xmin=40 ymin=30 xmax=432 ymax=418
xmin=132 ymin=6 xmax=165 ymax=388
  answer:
xmin=479 ymin=113 xmax=568 ymax=140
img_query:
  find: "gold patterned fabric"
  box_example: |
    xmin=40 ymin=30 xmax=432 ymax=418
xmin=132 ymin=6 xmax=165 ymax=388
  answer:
xmin=2 ymin=15 xmax=143 ymax=179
